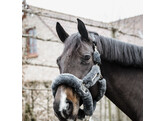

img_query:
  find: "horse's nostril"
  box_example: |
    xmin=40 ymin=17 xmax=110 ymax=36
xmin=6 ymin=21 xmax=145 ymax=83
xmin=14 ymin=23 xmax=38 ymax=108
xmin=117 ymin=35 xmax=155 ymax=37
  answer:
xmin=62 ymin=99 xmax=73 ymax=118
xmin=66 ymin=99 xmax=73 ymax=114
xmin=66 ymin=102 xmax=70 ymax=110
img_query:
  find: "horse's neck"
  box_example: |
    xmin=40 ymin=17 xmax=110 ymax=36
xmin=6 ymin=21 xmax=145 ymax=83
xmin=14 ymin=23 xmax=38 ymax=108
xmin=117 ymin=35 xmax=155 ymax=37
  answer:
xmin=100 ymin=60 xmax=143 ymax=121
xmin=96 ymin=36 xmax=143 ymax=120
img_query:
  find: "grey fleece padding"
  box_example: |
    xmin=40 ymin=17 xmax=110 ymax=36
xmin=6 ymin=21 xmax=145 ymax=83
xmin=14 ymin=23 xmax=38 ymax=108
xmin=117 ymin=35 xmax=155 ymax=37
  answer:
xmin=51 ymin=73 xmax=94 ymax=116
xmin=82 ymin=65 xmax=106 ymax=101
xmin=94 ymin=78 xmax=106 ymax=102
xmin=93 ymin=50 xmax=101 ymax=64
xmin=78 ymin=78 xmax=106 ymax=119
xmin=83 ymin=65 xmax=101 ymax=88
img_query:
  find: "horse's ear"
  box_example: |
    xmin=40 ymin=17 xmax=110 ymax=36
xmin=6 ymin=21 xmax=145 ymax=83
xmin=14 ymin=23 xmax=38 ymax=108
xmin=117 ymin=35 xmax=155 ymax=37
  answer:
xmin=56 ymin=22 xmax=69 ymax=43
xmin=77 ymin=19 xmax=89 ymax=41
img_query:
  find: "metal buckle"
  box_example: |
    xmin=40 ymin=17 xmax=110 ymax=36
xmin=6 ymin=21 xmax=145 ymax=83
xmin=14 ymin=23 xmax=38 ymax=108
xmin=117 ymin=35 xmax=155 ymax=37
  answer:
xmin=92 ymin=72 xmax=99 ymax=82
xmin=94 ymin=45 xmax=98 ymax=52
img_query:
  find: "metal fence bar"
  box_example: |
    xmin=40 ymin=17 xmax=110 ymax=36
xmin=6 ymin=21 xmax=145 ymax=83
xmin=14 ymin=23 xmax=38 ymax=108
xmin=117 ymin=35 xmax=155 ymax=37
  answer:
xmin=100 ymin=99 xmax=102 ymax=121
xmin=105 ymin=97 xmax=106 ymax=121
xmin=108 ymin=100 xmax=112 ymax=121
xmin=117 ymin=107 xmax=121 ymax=121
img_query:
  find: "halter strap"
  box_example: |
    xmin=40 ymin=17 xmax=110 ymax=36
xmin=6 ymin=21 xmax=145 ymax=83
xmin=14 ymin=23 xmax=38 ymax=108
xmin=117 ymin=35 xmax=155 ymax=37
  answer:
xmin=76 ymin=33 xmax=106 ymax=118
xmin=90 ymin=33 xmax=101 ymax=65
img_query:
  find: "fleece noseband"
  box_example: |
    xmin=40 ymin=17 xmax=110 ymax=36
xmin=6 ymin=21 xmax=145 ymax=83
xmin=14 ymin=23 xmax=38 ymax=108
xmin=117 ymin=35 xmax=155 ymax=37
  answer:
xmin=51 ymin=33 xmax=106 ymax=118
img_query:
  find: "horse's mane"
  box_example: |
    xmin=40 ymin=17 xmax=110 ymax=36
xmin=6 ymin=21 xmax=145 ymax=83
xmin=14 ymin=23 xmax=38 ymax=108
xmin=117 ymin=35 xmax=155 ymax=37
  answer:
xmin=96 ymin=35 xmax=143 ymax=68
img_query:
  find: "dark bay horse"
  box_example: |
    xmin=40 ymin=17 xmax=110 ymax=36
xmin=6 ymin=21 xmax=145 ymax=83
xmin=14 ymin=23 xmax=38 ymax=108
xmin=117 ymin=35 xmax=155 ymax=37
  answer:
xmin=53 ymin=19 xmax=143 ymax=121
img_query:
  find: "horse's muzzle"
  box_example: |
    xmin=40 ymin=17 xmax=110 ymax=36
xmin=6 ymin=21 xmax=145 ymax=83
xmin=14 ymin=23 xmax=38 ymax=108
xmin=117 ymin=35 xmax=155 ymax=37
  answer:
xmin=52 ymin=73 xmax=94 ymax=116
xmin=51 ymin=65 xmax=106 ymax=117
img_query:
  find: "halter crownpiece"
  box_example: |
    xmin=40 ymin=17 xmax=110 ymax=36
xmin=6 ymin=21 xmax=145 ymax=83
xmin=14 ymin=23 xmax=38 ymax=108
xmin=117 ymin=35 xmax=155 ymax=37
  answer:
xmin=90 ymin=33 xmax=101 ymax=65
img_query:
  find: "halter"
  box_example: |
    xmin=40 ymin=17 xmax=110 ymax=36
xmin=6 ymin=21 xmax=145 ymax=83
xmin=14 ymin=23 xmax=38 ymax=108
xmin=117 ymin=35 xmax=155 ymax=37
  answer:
xmin=51 ymin=33 xmax=106 ymax=119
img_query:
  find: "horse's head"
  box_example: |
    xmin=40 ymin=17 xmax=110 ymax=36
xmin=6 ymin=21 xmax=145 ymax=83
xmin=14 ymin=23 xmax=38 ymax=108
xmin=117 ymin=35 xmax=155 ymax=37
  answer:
xmin=53 ymin=19 xmax=98 ymax=121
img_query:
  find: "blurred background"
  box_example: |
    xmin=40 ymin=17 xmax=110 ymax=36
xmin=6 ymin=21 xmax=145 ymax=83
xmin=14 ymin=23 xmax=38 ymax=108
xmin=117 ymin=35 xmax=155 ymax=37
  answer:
xmin=22 ymin=0 xmax=143 ymax=120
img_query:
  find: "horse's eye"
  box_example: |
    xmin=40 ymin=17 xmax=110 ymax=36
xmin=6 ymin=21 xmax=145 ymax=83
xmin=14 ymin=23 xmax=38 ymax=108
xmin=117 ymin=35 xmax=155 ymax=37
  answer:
xmin=83 ymin=54 xmax=91 ymax=60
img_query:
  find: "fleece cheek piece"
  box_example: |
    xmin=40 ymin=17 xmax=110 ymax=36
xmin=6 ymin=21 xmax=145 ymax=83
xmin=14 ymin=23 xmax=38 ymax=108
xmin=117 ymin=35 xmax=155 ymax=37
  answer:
xmin=82 ymin=65 xmax=106 ymax=102
xmin=83 ymin=65 xmax=101 ymax=88
xmin=95 ymin=78 xmax=106 ymax=102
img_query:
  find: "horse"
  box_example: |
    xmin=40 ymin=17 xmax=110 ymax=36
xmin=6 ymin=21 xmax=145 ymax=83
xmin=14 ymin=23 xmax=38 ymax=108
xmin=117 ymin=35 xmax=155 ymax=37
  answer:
xmin=52 ymin=19 xmax=143 ymax=121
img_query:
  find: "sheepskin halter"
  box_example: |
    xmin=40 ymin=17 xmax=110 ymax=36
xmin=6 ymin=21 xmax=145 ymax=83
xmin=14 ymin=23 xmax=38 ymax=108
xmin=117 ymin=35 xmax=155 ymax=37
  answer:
xmin=51 ymin=33 xmax=106 ymax=118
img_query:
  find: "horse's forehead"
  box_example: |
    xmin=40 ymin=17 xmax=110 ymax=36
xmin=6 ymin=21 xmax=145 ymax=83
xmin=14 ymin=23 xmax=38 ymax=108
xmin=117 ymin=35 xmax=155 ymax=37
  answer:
xmin=81 ymin=42 xmax=93 ymax=51
xmin=63 ymin=43 xmax=92 ymax=57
